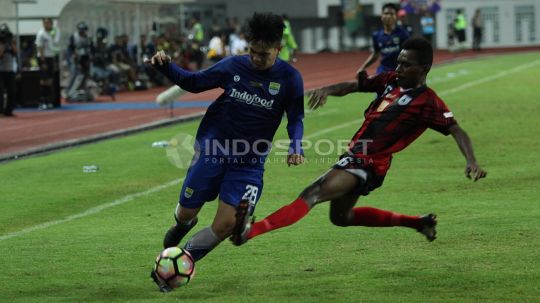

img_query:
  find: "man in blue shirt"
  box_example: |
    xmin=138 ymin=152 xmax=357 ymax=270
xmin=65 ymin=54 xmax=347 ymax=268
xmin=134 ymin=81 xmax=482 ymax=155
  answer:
xmin=357 ymin=3 xmax=410 ymax=75
xmin=148 ymin=12 xmax=304 ymax=291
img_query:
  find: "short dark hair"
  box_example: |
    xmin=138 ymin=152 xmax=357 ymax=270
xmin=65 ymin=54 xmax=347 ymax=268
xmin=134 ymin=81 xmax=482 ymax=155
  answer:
xmin=382 ymin=3 xmax=399 ymax=13
xmin=402 ymin=37 xmax=433 ymax=66
xmin=246 ymin=12 xmax=284 ymax=47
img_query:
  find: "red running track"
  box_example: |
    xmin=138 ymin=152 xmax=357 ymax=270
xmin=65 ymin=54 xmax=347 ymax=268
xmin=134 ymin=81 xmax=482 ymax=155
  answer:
xmin=1 ymin=47 xmax=538 ymax=161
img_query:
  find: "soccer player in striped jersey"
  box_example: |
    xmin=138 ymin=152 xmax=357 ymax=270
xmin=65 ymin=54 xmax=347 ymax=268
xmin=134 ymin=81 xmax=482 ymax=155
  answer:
xmin=231 ymin=37 xmax=487 ymax=246
xmin=147 ymin=13 xmax=304 ymax=291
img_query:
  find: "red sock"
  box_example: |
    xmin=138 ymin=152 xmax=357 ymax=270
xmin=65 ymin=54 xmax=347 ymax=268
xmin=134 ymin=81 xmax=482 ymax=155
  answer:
xmin=248 ymin=198 xmax=310 ymax=239
xmin=351 ymin=207 xmax=422 ymax=229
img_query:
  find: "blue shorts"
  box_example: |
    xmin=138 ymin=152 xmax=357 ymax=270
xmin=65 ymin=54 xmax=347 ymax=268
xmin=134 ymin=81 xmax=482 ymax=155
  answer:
xmin=179 ymin=156 xmax=264 ymax=212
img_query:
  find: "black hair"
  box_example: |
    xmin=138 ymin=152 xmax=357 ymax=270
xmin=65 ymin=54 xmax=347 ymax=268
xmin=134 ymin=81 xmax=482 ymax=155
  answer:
xmin=382 ymin=3 xmax=399 ymax=13
xmin=246 ymin=12 xmax=284 ymax=47
xmin=402 ymin=37 xmax=433 ymax=66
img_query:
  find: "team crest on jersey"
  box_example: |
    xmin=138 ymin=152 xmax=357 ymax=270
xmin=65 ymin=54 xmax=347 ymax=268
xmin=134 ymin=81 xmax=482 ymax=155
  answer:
xmin=268 ymin=82 xmax=281 ymax=95
xmin=393 ymin=37 xmax=400 ymax=44
xmin=397 ymin=95 xmax=413 ymax=105
xmin=184 ymin=187 xmax=194 ymax=198
xmin=234 ymin=75 xmax=240 ymax=82
xmin=382 ymin=85 xmax=394 ymax=96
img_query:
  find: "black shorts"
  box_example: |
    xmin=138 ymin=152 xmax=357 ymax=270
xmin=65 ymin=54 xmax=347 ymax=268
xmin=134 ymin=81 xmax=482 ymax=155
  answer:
xmin=40 ymin=57 xmax=57 ymax=79
xmin=332 ymin=154 xmax=385 ymax=196
xmin=456 ymin=30 xmax=466 ymax=43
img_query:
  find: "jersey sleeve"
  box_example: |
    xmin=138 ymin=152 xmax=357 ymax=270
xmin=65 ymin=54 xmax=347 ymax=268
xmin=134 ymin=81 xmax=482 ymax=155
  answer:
xmin=155 ymin=57 xmax=228 ymax=93
xmin=357 ymin=71 xmax=397 ymax=95
xmin=285 ymin=70 xmax=305 ymax=155
xmin=421 ymin=95 xmax=457 ymax=135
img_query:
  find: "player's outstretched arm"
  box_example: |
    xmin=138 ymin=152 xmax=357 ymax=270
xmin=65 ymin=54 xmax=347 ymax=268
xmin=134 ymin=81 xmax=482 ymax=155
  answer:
xmin=306 ymin=81 xmax=358 ymax=110
xmin=448 ymin=124 xmax=487 ymax=181
xmin=145 ymin=50 xmax=221 ymax=93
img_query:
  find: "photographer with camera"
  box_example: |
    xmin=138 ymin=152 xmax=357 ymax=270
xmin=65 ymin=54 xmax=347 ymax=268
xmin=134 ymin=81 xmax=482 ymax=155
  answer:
xmin=66 ymin=21 xmax=94 ymax=102
xmin=0 ymin=23 xmax=17 ymax=117
xmin=35 ymin=17 xmax=60 ymax=110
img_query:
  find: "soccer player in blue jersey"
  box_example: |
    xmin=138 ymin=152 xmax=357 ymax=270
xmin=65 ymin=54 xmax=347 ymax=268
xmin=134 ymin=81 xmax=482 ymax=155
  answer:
xmin=147 ymin=12 xmax=304 ymax=291
xmin=357 ymin=3 xmax=410 ymax=75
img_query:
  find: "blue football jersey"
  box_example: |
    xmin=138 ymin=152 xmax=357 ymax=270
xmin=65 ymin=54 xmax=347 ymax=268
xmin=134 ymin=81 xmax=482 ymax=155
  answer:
xmin=372 ymin=26 xmax=410 ymax=73
xmin=157 ymin=55 xmax=304 ymax=164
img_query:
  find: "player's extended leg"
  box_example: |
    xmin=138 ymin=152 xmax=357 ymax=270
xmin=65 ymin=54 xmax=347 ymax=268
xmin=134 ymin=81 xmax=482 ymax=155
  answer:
xmin=328 ymin=195 xmax=437 ymax=241
xmin=230 ymin=168 xmax=358 ymax=245
xmin=182 ymin=199 xmax=237 ymax=261
xmin=328 ymin=193 xmax=360 ymax=227
xmin=163 ymin=204 xmax=201 ymax=248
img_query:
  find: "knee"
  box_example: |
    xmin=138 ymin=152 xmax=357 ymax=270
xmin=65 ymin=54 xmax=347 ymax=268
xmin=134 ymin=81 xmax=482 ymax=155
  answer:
xmin=329 ymin=212 xmax=350 ymax=227
xmin=299 ymin=182 xmax=322 ymax=207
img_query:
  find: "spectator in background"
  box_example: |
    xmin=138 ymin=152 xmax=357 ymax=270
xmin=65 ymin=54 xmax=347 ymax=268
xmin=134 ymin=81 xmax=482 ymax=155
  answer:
xmin=66 ymin=21 xmax=93 ymax=101
xmin=447 ymin=21 xmax=456 ymax=50
xmin=144 ymin=32 xmax=158 ymax=59
xmin=454 ymin=9 xmax=467 ymax=51
xmin=108 ymin=35 xmax=136 ymax=90
xmin=357 ymin=3 xmax=410 ymax=75
xmin=0 ymin=23 xmax=17 ymax=117
xmin=35 ymin=17 xmax=60 ymax=109
xmin=420 ymin=11 xmax=435 ymax=45
xmin=207 ymin=31 xmax=227 ymax=62
xmin=472 ymin=9 xmax=483 ymax=51
xmin=209 ymin=18 xmax=222 ymax=38
xmin=230 ymin=32 xmax=248 ymax=55
xmin=279 ymin=15 xmax=298 ymax=63
xmin=224 ymin=17 xmax=241 ymax=42
xmin=397 ymin=9 xmax=413 ymax=36
xmin=92 ymin=27 xmax=116 ymax=99
xmin=156 ymin=34 xmax=171 ymax=53
xmin=188 ymin=16 xmax=204 ymax=70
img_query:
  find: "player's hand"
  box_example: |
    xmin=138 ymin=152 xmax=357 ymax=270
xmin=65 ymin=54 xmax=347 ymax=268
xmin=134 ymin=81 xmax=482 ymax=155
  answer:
xmin=307 ymin=88 xmax=328 ymax=110
xmin=145 ymin=50 xmax=171 ymax=66
xmin=355 ymin=68 xmax=366 ymax=80
xmin=287 ymin=153 xmax=304 ymax=166
xmin=465 ymin=163 xmax=487 ymax=181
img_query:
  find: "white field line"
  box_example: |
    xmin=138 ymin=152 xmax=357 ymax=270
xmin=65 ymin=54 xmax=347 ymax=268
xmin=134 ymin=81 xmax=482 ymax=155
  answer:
xmin=2 ymin=58 xmax=538 ymax=241
xmin=438 ymin=59 xmax=540 ymax=97
xmin=0 ymin=178 xmax=184 ymax=241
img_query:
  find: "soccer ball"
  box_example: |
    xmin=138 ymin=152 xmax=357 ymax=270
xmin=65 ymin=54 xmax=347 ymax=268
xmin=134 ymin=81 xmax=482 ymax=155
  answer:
xmin=154 ymin=247 xmax=196 ymax=288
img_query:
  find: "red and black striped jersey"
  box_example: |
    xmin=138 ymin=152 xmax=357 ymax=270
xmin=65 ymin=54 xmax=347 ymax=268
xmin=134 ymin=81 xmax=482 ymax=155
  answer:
xmin=349 ymin=71 xmax=457 ymax=175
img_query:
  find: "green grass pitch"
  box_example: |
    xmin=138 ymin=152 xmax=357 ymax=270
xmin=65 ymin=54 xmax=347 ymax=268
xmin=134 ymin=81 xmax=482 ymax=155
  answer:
xmin=1 ymin=52 xmax=539 ymax=302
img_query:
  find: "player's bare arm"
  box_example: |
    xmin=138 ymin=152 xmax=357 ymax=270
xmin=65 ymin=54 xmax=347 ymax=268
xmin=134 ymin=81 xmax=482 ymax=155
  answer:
xmin=355 ymin=50 xmax=380 ymax=76
xmin=307 ymin=81 xmax=358 ymax=110
xmin=448 ymin=124 xmax=487 ymax=181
